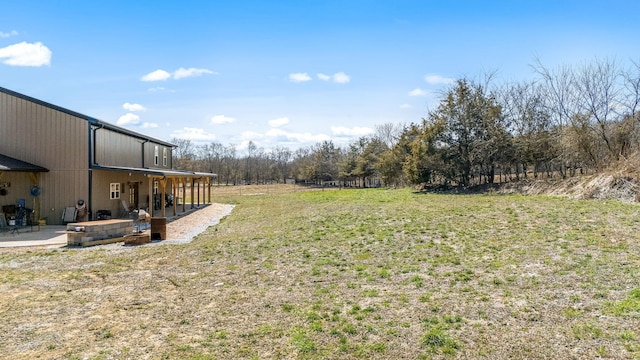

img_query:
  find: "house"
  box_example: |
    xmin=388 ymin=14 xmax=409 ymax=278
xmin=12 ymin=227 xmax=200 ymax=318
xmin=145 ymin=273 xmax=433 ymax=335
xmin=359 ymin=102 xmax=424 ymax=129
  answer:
xmin=0 ymin=86 xmax=215 ymax=225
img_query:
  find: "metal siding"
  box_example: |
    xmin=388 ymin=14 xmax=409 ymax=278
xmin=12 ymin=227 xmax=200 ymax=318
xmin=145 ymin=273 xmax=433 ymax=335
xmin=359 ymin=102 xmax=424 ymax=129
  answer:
xmin=0 ymin=91 xmax=89 ymax=225
xmin=145 ymin=142 xmax=172 ymax=170
xmin=95 ymin=129 xmax=144 ymax=168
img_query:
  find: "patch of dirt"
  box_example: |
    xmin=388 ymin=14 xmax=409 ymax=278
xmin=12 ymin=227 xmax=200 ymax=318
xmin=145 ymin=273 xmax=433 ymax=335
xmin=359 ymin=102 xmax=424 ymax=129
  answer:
xmin=498 ymin=173 xmax=640 ymax=203
xmin=419 ymin=172 xmax=640 ymax=203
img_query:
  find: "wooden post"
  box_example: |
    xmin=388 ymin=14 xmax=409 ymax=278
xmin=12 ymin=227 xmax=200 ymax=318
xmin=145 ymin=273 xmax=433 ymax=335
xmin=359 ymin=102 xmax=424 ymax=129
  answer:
xmin=181 ymin=178 xmax=186 ymax=213
xmin=197 ymin=178 xmax=201 ymax=206
xmin=190 ymin=178 xmax=194 ymax=210
xmin=148 ymin=176 xmax=153 ymax=217
xmin=172 ymin=177 xmax=177 ymax=216
xmin=159 ymin=177 xmax=167 ymax=217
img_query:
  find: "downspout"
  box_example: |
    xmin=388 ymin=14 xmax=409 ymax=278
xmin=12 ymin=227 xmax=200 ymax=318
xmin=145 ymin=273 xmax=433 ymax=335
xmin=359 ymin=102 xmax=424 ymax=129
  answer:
xmin=88 ymin=124 xmax=95 ymax=217
xmin=92 ymin=124 xmax=103 ymax=166
xmin=89 ymin=122 xmax=104 ymax=218
xmin=142 ymin=140 xmax=149 ymax=212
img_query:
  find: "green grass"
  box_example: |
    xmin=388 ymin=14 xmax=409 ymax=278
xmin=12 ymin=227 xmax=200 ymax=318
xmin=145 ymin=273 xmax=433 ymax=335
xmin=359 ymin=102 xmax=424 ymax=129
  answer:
xmin=605 ymin=288 xmax=640 ymax=316
xmin=1 ymin=187 xmax=639 ymax=359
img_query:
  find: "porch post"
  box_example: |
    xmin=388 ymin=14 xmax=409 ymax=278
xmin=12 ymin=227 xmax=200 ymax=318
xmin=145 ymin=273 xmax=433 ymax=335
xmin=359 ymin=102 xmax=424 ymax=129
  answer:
xmin=197 ymin=178 xmax=201 ymax=206
xmin=159 ymin=177 xmax=167 ymax=217
xmin=172 ymin=177 xmax=177 ymax=216
xmin=190 ymin=177 xmax=195 ymax=209
xmin=182 ymin=178 xmax=187 ymax=213
xmin=148 ymin=175 xmax=153 ymax=217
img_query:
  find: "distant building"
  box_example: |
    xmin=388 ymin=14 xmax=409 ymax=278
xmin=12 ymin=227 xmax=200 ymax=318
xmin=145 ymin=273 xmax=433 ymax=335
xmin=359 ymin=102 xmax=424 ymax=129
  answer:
xmin=0 ymin=86 xmax=215 ymax=225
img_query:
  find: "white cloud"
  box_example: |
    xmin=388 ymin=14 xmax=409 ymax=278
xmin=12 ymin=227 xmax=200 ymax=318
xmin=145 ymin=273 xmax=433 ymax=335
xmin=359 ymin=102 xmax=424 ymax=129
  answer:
xmin=0 ymin=30 xmax=18 ymax=38
xmin=317 ymin=72 xmax=351 ymax=84
xmin=211 ymin=115 xmax=236 ymax=124
xmin=117 ymin=113 xmax=141 ymax=126
xmin=400 ymin=103 xmax=412 ymax=109
xmin=264 ymin=128 xmax=330 ymax=143
xmin=0 ymin=41 xmax=51 ymax=67
xmin=240 ymin=130 xmax=265 ymax=140
xmin=142 ymin=67 xmax=216 ymax=82
xmin=240 ymin=128 xmax=330 ymax=148
xmin=173 ymin=67 xmax=216 ymax=79
xmin=289 ymin=72 xmax=312 ymax=83
xmin=122 ymin=102 xmax=146 ymax=112
xmin=331 ymin=126 xmax=374 ymax=137
xmin=332 ymin=72 xmax=351 ymax=84
xmin=409 ymin=88 xmax=428 ymax=97
xmin=141 ymin=122 xmax=158 ymax=129
xmin=147 ymin=86 xmax=175 ymax=93
xmin=268 ymin=117 xmax=289 ymax=127
xmin=424 ymin=74 xmax=455 ymax=85
xmin=170 ymin=127 xmax=217 ymax=142
xmin=141 ymin=69 xmax=171 ymax=82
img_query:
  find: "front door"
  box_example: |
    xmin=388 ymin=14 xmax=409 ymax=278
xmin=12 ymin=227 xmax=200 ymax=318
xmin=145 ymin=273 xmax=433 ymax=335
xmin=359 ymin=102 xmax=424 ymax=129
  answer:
xmin=129 ymin=182 xmax=139 ymax=209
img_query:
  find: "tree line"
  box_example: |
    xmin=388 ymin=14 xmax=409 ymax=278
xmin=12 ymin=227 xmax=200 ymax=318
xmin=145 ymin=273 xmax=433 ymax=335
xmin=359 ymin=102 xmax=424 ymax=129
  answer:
xmin=173 ymin=58 xmax=640 ymax=188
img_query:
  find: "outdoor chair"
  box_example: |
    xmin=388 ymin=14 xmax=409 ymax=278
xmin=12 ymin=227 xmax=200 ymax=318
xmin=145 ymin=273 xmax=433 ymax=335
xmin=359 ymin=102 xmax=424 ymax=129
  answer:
xmin=61 ymin=206 xmax=77 ymax=224
xmin=121 ymin=200 xmax=136 ymax=219
xmin=0 ymin=212 xmax=8 ymax=233
xmin=120 ymin=200 xmax=150 ymax=232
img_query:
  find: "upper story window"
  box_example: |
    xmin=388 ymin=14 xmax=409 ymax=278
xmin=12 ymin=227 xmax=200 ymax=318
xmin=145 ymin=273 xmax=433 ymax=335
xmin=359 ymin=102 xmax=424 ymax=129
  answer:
xmin=163 ymin=148 xmax=168 ymax=167
xmin=154 ymin=146 xmax=159 ymax=166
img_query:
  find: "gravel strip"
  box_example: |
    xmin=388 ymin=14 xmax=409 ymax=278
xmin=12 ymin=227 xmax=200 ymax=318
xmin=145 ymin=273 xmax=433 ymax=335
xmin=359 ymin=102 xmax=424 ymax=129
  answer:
xmin=162 ymin=203 xmax=235 ymax=244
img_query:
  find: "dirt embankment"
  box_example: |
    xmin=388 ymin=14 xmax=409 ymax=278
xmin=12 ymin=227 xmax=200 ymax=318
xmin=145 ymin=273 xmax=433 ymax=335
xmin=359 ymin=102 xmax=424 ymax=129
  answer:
xmin=498 ymin=173 xmax=640 ymax=203
xmin=420 ymin=171 xmax=640 ymax=203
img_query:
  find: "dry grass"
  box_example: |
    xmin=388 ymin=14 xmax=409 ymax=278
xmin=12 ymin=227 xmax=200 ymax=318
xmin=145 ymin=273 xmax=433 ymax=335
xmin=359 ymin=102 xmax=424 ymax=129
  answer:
xmin=1 ymin=186 xmax=639 ymax=359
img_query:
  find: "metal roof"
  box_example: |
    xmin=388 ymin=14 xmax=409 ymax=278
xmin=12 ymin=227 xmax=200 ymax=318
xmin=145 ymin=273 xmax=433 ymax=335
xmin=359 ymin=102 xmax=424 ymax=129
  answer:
xmin=192 ymin=171 xmax=219 ymax=178
xmin=0 ymin=153 xmax=49 ymax=172
xmin=91 ymin=164 xmax=216 ymax=178
xmin=0 ymin=86 xmax=176 ymax=148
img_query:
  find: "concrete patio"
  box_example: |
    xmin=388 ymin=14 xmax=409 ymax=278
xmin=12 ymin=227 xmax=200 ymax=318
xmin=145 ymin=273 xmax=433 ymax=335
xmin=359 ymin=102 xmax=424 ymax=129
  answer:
xmin=0 ymin=225 xmax=68 ymax=248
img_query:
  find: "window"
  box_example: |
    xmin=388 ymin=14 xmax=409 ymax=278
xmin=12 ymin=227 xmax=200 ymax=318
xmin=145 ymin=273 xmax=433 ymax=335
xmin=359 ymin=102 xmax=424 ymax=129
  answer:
xmin=163 ymin=148 xmax=168 ymax=167
xmin=154 ymin=145 xmax=159 ymax=166
xmin=110 ymin=183 xmax=121 ymax=199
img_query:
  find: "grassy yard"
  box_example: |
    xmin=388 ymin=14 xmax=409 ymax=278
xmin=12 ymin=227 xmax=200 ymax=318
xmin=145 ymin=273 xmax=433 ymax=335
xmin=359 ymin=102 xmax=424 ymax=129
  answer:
xmin=1 ymin=188 xmax=639 ymax=359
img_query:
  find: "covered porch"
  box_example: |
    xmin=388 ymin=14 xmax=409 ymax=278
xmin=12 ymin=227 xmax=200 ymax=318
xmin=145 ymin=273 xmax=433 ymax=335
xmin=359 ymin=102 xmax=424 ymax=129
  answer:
xmin=0 ymin=153 xmax=49 ymax=232
xmin=90 ymin=165 xmax=217 ymax=219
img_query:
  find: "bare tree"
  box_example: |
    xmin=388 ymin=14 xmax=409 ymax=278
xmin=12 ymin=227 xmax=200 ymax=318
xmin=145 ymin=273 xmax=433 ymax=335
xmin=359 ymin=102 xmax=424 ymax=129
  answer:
xmin=271 ymin=146 xmax=292 ymax=183
xmin=171 ymin=138 xmax=196 ymax=170
xmin=532 ymin=59 xmax=581 ymax=176
xmin=531 ymin=59 xmax=578 ymax=129
xmin=222 ymin=144 xmax=239 ymax=185
xmin=573 ymin=58 xmax=621 ymax=160
xmin=374 ymin=122 xmax=405 ymax=149
xmin=499 ymin=80 xmax=556 ymax=179
xmin=621 ymin=59 xmax=640 ymax=119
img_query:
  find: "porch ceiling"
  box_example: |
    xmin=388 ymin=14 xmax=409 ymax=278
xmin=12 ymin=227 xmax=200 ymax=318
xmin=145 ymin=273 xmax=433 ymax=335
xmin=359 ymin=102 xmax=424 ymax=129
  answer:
xmin=91 ymin=164 xmax=216 ymax=178
xmin=0 ymin=153 xmax=49 ymax=172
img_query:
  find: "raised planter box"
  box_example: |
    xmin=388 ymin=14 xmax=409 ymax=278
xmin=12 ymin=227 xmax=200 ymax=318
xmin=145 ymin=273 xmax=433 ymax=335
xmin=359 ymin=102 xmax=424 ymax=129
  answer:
xmin=66 ymin=219 xmax=133 ymax=246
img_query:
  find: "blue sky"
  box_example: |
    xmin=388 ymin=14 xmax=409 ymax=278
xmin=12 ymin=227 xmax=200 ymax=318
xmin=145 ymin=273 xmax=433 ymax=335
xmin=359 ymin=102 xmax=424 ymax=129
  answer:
xmin=1 ymin=0 xmax=639 ymax=152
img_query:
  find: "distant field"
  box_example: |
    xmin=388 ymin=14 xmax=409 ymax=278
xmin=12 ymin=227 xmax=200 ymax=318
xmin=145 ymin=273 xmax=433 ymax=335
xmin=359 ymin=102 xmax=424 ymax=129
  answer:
xmin=1 ymin=187 xmax=639 ymax=359
xmin=178 ymin=183 xmax=317 ymax=204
